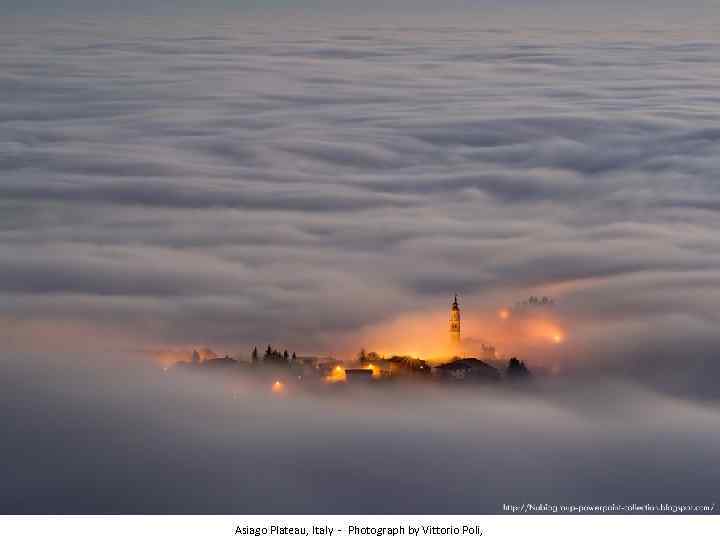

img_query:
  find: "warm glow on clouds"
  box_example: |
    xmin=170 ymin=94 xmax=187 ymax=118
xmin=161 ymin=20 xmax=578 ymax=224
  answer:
xmin=525 ymin=319 xmax=567 ymax=346
xmin=342 ymin=301 xmax=570 ymax=366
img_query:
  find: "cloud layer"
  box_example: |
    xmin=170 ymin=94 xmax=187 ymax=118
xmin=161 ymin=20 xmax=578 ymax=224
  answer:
xmin=1 ymin=11 xmax=720 ymax=395
xmin=2 ymin=356 xmax=719 ymax=513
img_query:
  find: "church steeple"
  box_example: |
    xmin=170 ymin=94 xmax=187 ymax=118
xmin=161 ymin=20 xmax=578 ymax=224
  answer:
xmin=449 ymin=294 xmax=461 ymax=344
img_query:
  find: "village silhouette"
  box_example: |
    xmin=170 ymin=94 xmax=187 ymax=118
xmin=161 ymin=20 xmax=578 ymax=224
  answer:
xmin=170 ymin=295 xmax=533 ymax=391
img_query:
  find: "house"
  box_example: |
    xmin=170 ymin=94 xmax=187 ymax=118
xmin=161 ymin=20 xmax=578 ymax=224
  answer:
xmin=318 ymin=360 xmax=344 ymax=377
xmin=344 ymin=368 xmax=373 ymax=383
xmin=434 ymin=357 xmax=500 ymax=382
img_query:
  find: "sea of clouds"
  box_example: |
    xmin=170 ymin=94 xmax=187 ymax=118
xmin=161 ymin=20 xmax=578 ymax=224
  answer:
xmin=1 ymin=8 xmax=720 ymax=388
xmin=2 ymin=4 xmax=720 ymax=513
xmin=2 ymin=354 xmax=719 ymax=513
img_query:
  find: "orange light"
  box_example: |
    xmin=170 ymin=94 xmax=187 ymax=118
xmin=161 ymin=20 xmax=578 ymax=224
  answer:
xmin=498 ymin=308 xmax=511 ymax=320
xmin=365 ymin=363 xmax=383 ymax=378
xmin=552 ymin=333 xmax=564 ymax=344
xmin=325 ymin=366 xmax=346 ymax=383
xmin=272 ymin=380 xmax=285 ymax=393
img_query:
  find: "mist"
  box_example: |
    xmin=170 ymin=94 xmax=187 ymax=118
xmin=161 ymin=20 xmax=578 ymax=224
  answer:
xmin=2 ymin=9 xmax=720 ymax=392
xmin=2 ymin=354 xmax=718 ymax=513
xmin=2 ymin=4 xmax=720 ymax=515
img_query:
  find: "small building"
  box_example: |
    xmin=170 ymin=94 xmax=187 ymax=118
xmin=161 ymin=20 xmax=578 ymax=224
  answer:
xmin=344 ymin=368 xmax=373 ymax=383
xmin=386 ymin=355 xmax=431 ymax=376
xmin=434 ymin=357 xmax=500 ymax=382
xmin=318 ymin=359 xmax=344 ymax=377
xmin=435 ymin=361 xmax=471 ymax=380
xmin=360 ymin=359 xmax=391 ymax=379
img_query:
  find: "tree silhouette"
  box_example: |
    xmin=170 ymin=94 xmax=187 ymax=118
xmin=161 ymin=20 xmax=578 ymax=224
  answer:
xmin=506 ymin=357 xmax=531 ymax=379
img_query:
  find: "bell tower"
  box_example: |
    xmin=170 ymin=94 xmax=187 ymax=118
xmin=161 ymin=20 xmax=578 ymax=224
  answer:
xmin=449 ymin=294 xmax=461 ymax=344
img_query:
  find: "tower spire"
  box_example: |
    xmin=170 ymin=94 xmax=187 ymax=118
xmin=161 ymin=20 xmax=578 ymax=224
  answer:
xmin=449 ymin=293 xmax=461 ymax=344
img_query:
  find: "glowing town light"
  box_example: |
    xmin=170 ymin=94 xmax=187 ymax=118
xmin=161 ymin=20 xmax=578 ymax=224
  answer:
xmin=325 ymin=365 xmax=346 ymax=383
xmin=272 ymin=380 xmax=285 ymax=393
xmin=552 ymin=333 xmax=564 ymax=344
xmin=363 ymin=363 xmax=383 ymax=378
xmin=498 ymin=308 xmax=511 ymax=320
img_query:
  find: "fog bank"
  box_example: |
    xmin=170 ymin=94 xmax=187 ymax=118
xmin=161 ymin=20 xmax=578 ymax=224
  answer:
xmin=2 ymin=355 xmax=718 ymax=513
